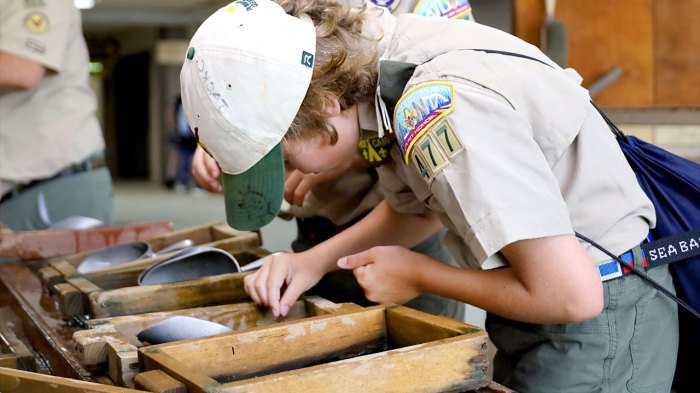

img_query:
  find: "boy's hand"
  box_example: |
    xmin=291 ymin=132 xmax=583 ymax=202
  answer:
xmin=191 ymin=145 xmax=222 ymax=193
xmin=337 ymin=246 xmax=423 ymax=306
xmin=243 ymin=251 xmax=325 ymax=318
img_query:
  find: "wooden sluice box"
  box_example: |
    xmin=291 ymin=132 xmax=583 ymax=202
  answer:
xmin=71 ymin=297 xmax=360 ymax=388
xmin=139 ymin=304 xmax=491 ymax=393
xmin=36 ymin=223 xmax=263 ymax=319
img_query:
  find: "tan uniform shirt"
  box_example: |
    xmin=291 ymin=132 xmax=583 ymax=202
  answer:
xmin=0 ymin=0 xmax=104 ymax=189
xmin=289 ymin=0 xmax=473 ymax=225
xmin=370 ymin=14 xmax=655 ymax=269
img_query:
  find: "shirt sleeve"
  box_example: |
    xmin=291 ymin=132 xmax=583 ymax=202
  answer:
xmin=377 ymin=153 xmax=432 ymax=216
xmin=404 ymin=78 xmax=574 ymax=264
xmin=0 ymin=0 xmax=72 ymax=71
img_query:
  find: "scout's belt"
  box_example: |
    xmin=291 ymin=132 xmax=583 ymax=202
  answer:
xmin=0 ymin=155 xmax=106 ymax=203
xmin=597 ymin=229 xmax=700 ymax=282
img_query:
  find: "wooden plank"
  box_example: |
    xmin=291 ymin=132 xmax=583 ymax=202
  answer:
xmin=54 ymin=277 xmax=105 ymax=320
xmin=37 ymin=265 xmax=66 ymax=294
xmin=54 ymin=283 xmax=85 ymax=321
xmin=655 ymin=0 xmax=700 ymax=106
xmin=107 ymin=340 xmax=139 ymax=388
xmin=73 ymin=327 xmax=124 ymax=366
xmin=0 ymin=367 xmax=142 ymax=393
xmin=86 ymin=301 xmax=306 ymax=346
xmin=134 ymin=370 xmax=187 ymax=393
xmin=216 ymin=335 xmax=489 ymax=393
xmin=88 ymin=272 xmax=250 ymax=318
xmin=385 ymin=305 xmax=483 ymax=347
xmin=0 ymin=221 xmax=173 ymax=260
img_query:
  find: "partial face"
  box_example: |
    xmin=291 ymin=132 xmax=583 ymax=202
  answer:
xmin=283 ymin=105 xmax=360 ymax=174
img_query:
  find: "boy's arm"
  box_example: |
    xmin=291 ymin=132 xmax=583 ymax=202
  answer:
xmin=339 ymin=234 xmax=605 ymax=324
xmin=244 ymin=200 xmax=443 ymax=316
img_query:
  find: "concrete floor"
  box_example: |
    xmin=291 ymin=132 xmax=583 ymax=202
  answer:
xmin=113 ymin=180 xmax=486 ymax=328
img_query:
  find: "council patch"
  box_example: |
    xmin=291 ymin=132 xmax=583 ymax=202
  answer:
xmin=394 ymin=81 xmax=454 ymax=163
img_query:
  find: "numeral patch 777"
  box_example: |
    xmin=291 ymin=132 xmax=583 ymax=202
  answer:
xmin=411 ymin=119 xmax=464 ymax=185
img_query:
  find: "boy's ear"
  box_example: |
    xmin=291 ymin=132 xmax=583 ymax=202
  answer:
xmin=324 ymin=96 xmax=342 ymax=117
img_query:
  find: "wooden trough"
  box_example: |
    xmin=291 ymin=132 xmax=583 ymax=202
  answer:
xmin=44 ymin=244 xmax=268 ymax=320
xmin=38 ymin=222 xmax=259 ymax=291
xmin=139 ymin=304 xmax=490 ymax=393
xmin=72 ymin=297 xmax=359 ymax=387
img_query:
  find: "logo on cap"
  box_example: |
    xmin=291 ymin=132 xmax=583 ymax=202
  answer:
xmin=301 ymin=51 xmax=314 ymax=68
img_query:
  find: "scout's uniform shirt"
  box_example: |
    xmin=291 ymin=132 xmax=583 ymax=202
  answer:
xmin=288 ymin=0 xmax=474 ymax=226
xmin=0 ymin=0 xmax=104 ymax=190
xmin=367 ymin=13 xmax=655 ymax=269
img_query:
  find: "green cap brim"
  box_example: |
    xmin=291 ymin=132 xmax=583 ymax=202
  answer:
xmin=222 ymin=143 xmax=284 ymax=230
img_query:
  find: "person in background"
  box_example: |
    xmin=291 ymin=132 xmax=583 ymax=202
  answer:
xmin=172 ymin=95 xmax=198 ymax=193
xmin=191 ymin=0 xmax=474 ymax=320
xmin=0 ymin=0 xmax=113 ymax=230
xmin=182 ymin=0 xmax=678 ymax=391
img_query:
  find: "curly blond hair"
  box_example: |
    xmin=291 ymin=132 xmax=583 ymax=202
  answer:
xmin=277 ymin=0 xmax=383 ymax=144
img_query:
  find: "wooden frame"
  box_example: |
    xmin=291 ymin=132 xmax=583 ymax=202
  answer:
xmin=38 ymin=222 xmax=259 ymax=291
xmin=72 ymin=297 xmax=359 ymax=387
xmin=139 ymin=305 xmax=490 ymax=393
xmin=45 ymin=243 xmax=268 ymax=320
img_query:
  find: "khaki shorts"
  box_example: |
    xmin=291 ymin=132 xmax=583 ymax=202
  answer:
xmin=487 ymin=252 xmax=678 ymax=393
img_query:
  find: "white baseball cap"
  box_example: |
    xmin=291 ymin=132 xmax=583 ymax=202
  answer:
xmin=180 ymin=0 xmax=316 ymax=230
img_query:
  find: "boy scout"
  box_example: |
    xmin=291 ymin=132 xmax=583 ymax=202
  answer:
xmin=0 ymin=0 xmax=113 ymax=230
xmin=181 ymin=0 xmax=678 ymax=391
xmin=191 ymin=0 xmax=474 ymax=321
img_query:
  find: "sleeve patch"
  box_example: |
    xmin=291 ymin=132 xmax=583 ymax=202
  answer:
xmin=394 ymin=81 xmax=454 ymax=164
xmin=410 ymin=119 xmax=464 ymax=185
xmin=413 ymin=0 xmax=473 ymax=19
